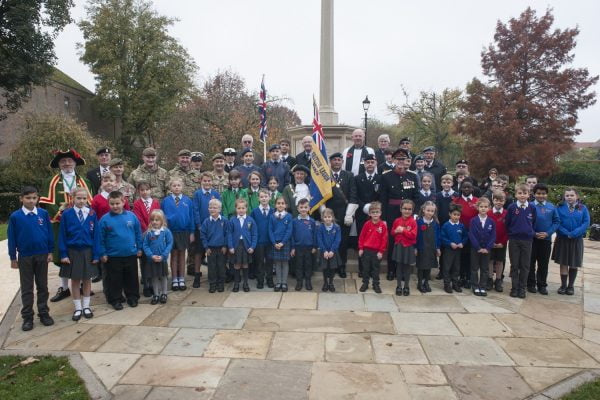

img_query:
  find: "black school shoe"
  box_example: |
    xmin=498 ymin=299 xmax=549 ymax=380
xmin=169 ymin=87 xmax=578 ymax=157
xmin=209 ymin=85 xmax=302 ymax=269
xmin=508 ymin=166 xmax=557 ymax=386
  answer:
xmin=217 ymin=283 xmax=225 ymax=292
xmin=403 ymin=286 xmax=410 ymax=296
xmin=373 ymin=284 xmax=382 ymax=294
xmin=444 ymin=283 xmax=453 ymax=294
xmin=527 ymin=286 xmax=537 ymax=294
xmin=509 ymin=288 xmax=518 ymax=298
xmin=112 ymin=302 xmax=124 ymax=310
xmin=151 ymin=296 xmax=159 ymax=305
xmin=127 ymin=298 xmax=138 ymax=307
xmin=452 ymin=282 xmax=462 ymax=293
xmin=72 ymin=310 xmax=82 ymax=321
xmin=395 ymin=287 xmax=402 ymax=296
xmin=50 ymin=287 xmax=70 ymax=302
xmin=566 ymin=286 xmax=575 ymax=296
xmin=160 ymin=294 xmax=168 ymax=304
xmin=424 ymin=281 xmax=432 ymax=292
xmin=243 ymin=283 xmax=250 ymax=292
xmin=281 ymin=284 xmax=289 ymax=292
xmin=39 ymin=314 xmax=54 ymax=326
xmin=256 ymin=281 xmax=264 ymax=289
xmin=538 ymin=286 xmax=548 ymax=295
xmin=22 ymin=319 xmax=34 ymax=331
xmin=494 ymin=279 xmax=504 ymax=293
xmin=82 ymin=308 xmax=94 ymax=319
xmin=557 ymin=286 xmax=567 ymax=295
xmin=209 ymin=284 xmax=217 ymax=293
xmin=359 ymin=282 xmax=369 ymax=292
xmin=387 ymin=271 xmax=395 ymax=281
xmin=295 ymin=281 xmax=303 ymax=291
xmin=518 ymin=289 xmax=526 ymax=299
xmin=266 ymin=279 xmax=274 ymax=289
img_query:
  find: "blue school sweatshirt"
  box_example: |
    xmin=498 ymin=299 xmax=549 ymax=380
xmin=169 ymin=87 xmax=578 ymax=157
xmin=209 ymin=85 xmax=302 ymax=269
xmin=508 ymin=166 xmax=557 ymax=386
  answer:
xmin=251 ymin=205 xmax=274 ymax=245
xmin=416 ymin=218 xmax=441 ymax=251
xmin=317 ymin=223 xmax=341 ymax=252
xmin=98 ymin=211 xmax=143 ymax=257
xmin=533 ymin=201 xmax=560 ymax=241
xmin=268 ymin=213 xmax=293 ymax=244
xmin=505 ymin=202 xmax=536 ymax=241
xmin=58 ymin=207 xmax=100 ymax=260
xmin=227 ymin=215 xmax=258 ymax=250
xmin=193 ymin=189 xmax=221 ymax=229
xmin=468 ymin=216 xmax=496 ymax=251
xmin=556 ymin=202 xmax=590 ymax=239
xmin=161 ymin=194 xmax=195 ymax=233
xmin=440 ymin=221 xmax=468 ymax=248
xmin=8 ymin=207 xmax=54 ymax=260
xmin=142 ymin=228 xmax=173 ymax=259
xmin=292 ymin=217 xmax=317 ymax=248
xmin=435 ymin=190 xmax=459 ymax=226
xmin=201 ymin=216 xmax=229 ymax=248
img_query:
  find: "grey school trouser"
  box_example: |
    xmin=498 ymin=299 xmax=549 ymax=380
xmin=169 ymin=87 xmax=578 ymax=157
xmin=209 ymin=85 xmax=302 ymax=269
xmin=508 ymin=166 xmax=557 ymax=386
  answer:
xmin=509 ymin=239 xmax=532 ymax=291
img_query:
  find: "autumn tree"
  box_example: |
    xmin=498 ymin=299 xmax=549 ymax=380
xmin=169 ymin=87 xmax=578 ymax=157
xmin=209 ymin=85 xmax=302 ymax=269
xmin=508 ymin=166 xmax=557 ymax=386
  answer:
xmin=459 ymin=8 xmax=598 ymax=178
xmin=79 ymin=0 xmax=197 ymax=157
xmin=0 ymin=0 xmax=73 ymax=120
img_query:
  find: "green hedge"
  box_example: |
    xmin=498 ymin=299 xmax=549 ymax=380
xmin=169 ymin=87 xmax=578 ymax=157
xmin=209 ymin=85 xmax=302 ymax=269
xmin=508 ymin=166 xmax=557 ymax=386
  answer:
xmin=548 ymin=161 xmax=600 ymax=188
xmin=547 ymin=185 xmax=599 ymax=224
xmin=0 ymin=193 xmax=20 ymax=222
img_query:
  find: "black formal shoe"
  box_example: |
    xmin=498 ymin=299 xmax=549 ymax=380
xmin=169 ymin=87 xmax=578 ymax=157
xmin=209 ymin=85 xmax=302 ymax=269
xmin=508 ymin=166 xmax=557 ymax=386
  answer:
xmin=373 ymin=284 xmax=382 ymax=294
xmin=39 ymin=314 xmax=54 ymax=326
xmin=275 ymin=284 xmax=282 ymax=292
xmin=160 ymin=294 xmax=168 ymax=304
xmin=217 ymin=284 xmax=225 ymax=292
xmin=403 ymin=286 xmax=410 ymax=296
xmin=444 ymin=283 xmax=453 ymax=294
xmin=248 ymin=273 xmax=256 ymax=280
xmin=151 ymin=296 xmax=159 ymax=305
xmin=112 ymin=302 xmax=124 ymax=310
xmin=518 ymin=290 xmax=526 ymax=299
xmin=82 ymin=308 xmax=94 ymax=319
xmin=425 ymin=281 xmax=432 ymax=292
xmin=295 ymin=281 xmax=303 ymax=291
xmin=256 ymin=281 xmax=264 ymax=289
xmin=193 ymin=274 xmax=201 ymax=288
xmin=305 ymin=280 xmax=313 ymax=291
xmin=92 ymin=276 xmax=102 ymax=283
xmin=509 ymin=288 xmax=518 ymax=298
xmin=435 ymin=272 xmax=443 ymax=280
xmin=143 ymin=287 xmax=152 ymax=298
xmin=418 ymin=281 xmax=427 ymax=293
xmin=266 ymin=279 xmax=275 ymax=289
xmin=209 ymin=284 xmax=216 ymax=293
xmin=557 ymin=286 xmax=567 ymax=295
xmin=281 ymin=284 xmax=288 ymax=292
xmin=494 ymin=279 xmax=503 ymax=293
xmin=387 ymin=271 xmax=395 ymax=281
xmin=338 ymin=266 xmax=347 ymax=278
xmin=127 ymin=298 xmax=138 ymax=307
xmin=538 ymin=286 xmax=548 ymax=295
xmin=480 ymin=289 xmax=488 ymax=297
xmin=487 ymin=278 xmax=494 ymax=291
xmin=395 ymin=287 xmax=402 ymax=296
xmin=463 ymin=281 xmax=472 ymax=289
xmin=359 ymin=283 xmax=368 ymax=292
xmin=22 ymin=319 xmax=33 ymax=331
xmin=452 ymin=283 xmax=462 ymax=293
xmin=566 ymin=286 xmax=575 ymax=295
xmin=328 ymin=283 xmax=335 ymax=292
xmin=243 ymin=283 xmax=250 ymax=292
xmin=72 ymin=310 xmax=82 ymax=321
xmin=527 ymin=286 xmax=537 ymax=294
xmin=50 ymin=287 xmax=70 ymax=302
xmin=233 ymin=283 xmax=240 ymax=292
xmin=322 ymin=282 xmax=329 ymax=292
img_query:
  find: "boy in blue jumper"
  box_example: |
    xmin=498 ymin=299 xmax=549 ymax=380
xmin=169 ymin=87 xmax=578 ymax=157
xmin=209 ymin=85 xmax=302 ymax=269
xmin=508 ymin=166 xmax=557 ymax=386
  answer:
xmin=227 ymin=198 xmax=258 ymax=292
xmin=201 ymin=199 xmax=229 ymax=293
xmin=441 ymin=203 xmax=467 ymax=293
xmin=99 ymin=191 xmax=143 ymax=310
xmin=291 ymin=199 xmax=317 ymax=291
xmin=505 ymin=183 xmax=537 ymax=298
xmin=162 ymin=178 xmax=195 ymax=291
xmin=527 ymin=183 xmax=560 ymax=295
xmin=8 ymin=186 xmax=55 ymax=331
xmin=193 ymin=172 xmax=221 ymax=288
xmin=250 ymin=189 xmax=275 ymax=289
xmin=468 ymin=197 xmax=496 ymax=296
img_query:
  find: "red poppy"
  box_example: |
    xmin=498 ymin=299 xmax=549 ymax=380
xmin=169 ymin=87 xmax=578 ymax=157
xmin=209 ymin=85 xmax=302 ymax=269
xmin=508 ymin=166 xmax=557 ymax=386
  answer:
xmin=346 ymin=152 xmax=353 ymax=158
xmin=420 ymin=225 xmax=427 ymax=231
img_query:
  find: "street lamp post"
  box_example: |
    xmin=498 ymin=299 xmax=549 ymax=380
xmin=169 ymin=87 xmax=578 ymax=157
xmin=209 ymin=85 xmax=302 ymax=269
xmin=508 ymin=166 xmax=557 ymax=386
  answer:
xmin=362 ymin=95 xmax=370 ymax=143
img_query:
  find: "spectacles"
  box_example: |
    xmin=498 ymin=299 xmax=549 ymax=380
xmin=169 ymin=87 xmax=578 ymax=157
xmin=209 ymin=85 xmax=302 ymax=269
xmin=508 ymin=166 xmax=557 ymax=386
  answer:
xmin=401 ymin=207 xmax=413 ymax=211
xmin=243 ymin=140 xmax=252 ymax=144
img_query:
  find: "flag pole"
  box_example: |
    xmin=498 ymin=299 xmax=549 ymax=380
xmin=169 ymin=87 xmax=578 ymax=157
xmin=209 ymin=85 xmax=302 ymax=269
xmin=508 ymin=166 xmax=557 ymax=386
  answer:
xmin=263 ymin=138 xmax=267 ymax=163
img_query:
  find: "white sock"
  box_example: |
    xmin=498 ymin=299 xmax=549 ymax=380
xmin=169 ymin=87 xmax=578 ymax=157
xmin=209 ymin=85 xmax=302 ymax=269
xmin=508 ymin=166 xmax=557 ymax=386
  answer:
xmin=82 ymin=296 xmax=91 ymax=309
xmin=73 ymin=299 xmax=82 ymax=311
xmin=61 ymin=278 xmax=70 ymax=290
xmin=179 ymin=276 xmax=184 ymax=284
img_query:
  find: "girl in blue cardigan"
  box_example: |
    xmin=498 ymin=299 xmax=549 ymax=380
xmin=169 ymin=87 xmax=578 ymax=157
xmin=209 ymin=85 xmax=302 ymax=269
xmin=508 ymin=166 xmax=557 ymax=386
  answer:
xmin=317 ymin=208 xmax=342 ymax=293
xmin=468 ymin=197 xmax=496 ymax=297
xmin=415 ymin=201 xmax=441 ymax=293
xmin=552 ymin=188 xmax=591 ymax=295
xmin=142 ymin=210 xmax=173 ymax=304
xmin=269 ymin=196 xmax=293 ymax=292
xmin=228 ymin=198 xmax=258 ymax=292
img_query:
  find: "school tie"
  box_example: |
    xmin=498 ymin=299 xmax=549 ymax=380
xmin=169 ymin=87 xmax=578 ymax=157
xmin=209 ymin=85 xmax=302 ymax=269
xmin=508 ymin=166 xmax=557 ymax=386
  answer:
xmin=569 ymin=205 xmax=575 ymax=212
xmin=78 ymin=209 xmax=84 ymax=223
xmin=175 ymin=196 xmax=180 ymax=206
xmin=28 ymin=212 xmax=35 ymax=216
xmin=495 ymin=211 xmax=502 ymax=216
xmin=445 ymin=193 xmax=450 ymax=198
xmin=145 ymin=200 xmax=151 ymax=214
xmin=263 ymin=209 xmax=267 ymax=217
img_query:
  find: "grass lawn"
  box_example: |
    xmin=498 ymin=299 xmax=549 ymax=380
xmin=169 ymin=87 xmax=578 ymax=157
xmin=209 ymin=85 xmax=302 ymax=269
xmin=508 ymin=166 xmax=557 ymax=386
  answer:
xmin=0 ymin=223 xmax=6 ymax=241
xmin=562 ymin=378 xmax=600 ymax=399
xmin=0 ymin=355 xmax=89 ymax=400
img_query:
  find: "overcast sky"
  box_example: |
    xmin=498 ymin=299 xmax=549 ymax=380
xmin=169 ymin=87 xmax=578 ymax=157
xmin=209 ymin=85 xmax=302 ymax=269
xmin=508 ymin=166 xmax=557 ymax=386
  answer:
xmin=54 ymin=0 xmax=599 ymax=142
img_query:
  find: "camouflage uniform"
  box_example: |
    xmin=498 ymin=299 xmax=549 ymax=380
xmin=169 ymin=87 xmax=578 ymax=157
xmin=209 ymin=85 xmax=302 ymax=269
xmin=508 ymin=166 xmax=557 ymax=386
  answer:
xmin=168 ymin=164 xmax=201 ymax=198
xmin=128 ymin=164 xmax=168 ymax=200
xmin=208 ymin=170 xmax=229 ymax=194
xmin=115 ymin=179 xmax=136 ymax=207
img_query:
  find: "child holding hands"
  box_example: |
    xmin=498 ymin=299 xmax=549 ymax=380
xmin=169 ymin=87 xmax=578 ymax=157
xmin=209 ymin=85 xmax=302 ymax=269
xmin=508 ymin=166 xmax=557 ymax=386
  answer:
xmin=142 ymin=210 xmax=173 ymax=304
xmin=392 ymin=199 xmax=417 ymax=296
xmin=469 ymin=197 xmax=496 ymax=296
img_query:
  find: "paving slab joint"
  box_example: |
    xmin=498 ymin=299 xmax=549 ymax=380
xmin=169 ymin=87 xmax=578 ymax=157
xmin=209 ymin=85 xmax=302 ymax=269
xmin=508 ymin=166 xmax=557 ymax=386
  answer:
xmin=539 ymin=368 xmax=600 ymax=399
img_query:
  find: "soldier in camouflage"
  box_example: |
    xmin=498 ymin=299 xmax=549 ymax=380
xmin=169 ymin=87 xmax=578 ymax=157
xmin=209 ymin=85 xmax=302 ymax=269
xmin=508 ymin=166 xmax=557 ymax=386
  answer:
xmin=128 ymin=147 xmax=168 ymax=199
xmin=208 ymin=153 xmax=229 ymax=194
xmin=109 ymin=158 xmax=135 ymax=207
xmin=168 ymin=149 xmax=200 ymax=198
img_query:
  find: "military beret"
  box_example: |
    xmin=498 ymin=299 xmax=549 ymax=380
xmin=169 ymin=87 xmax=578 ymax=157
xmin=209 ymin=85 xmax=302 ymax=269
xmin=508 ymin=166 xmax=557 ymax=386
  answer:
xmin=96 ymin=147 xmax=111 ymax=155
xmin=142 ymin=147 xmax=157 ymax=156
xmin=363 ymin=153 xmax=376 ymax=161
xmin=455 ymin=159 xmax=469 ymax=166
xmin=269 ymin=144 xmax=281 ymax=152
xmin=422 ymin=146 xmax=435 ymax=153
xmin=241 ymin=148 xmax=254 ymax=157
xmin=178 ymin=149 xmax=192 ymax=157
xmin=392 ymin=148 xmax=409 ymax=159
xmin=109 ymin=158 xmax=124 ymax=167
xmin=211 ymin=153 xmax=225 ymax=161
xmin=191 ymin=152 xmax=204 ymax=162
xmin=223 ymin=148 xmax=236 ymax=156
xmin=292 ymin=164 xmax=310 ymax=175
xmin=399 ymin=137 xmax=411 ymax=144
xmin=414 ymin=154 xmax=424 ymax=161
xmin=329 ymin=152 xmax=343 ymax=160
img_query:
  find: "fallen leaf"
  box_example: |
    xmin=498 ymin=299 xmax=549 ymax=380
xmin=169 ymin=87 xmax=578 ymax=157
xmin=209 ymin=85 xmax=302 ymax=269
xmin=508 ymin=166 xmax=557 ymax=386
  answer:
xmin=20 ymin=357 xmax=39 ymax=366
xmin=386 ymin=343 xmax=393 ymax=347
xmin=195 ymin=387 xmax=206 ymax=392
xmin=57 ymin=371 xmax=65 ymax=377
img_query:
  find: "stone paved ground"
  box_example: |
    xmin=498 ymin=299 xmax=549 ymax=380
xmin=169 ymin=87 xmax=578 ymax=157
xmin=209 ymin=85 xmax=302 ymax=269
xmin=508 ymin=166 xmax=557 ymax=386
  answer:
xmin=1 ymin=243 xmax=600 ymax=399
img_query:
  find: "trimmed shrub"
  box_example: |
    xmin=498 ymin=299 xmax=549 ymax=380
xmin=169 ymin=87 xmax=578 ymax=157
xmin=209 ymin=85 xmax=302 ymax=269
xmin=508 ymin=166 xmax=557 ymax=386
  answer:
xmin=0 ymin=193 xmax=20 ymax=222
xmin=548 ymin=161 xmax=600 ymax=188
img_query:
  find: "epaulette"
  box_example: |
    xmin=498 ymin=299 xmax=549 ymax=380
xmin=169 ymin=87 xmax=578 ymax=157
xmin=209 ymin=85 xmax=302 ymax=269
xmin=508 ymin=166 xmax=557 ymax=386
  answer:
xmin=382 ymin=169 xmax=392 ymax=174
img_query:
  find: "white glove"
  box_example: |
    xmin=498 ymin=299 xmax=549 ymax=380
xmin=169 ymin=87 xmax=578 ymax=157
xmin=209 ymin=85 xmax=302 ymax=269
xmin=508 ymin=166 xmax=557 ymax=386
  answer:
xmin=319 ymin=204 xmax=327 ymax=214
xmin=344 ymin=203 xmax=359 ymax=226
xmin=344 ymin=215 xmax=353 ymax=226
xmin=362 ymin=203 xmax=371 ymax=215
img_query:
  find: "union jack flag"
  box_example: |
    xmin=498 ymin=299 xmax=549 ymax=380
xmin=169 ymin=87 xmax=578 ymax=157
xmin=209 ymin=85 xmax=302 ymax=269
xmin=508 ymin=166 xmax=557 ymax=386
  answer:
xmin=258 ymin=76 xmax=267 ymax=142
xmin=312 ymin=96 xmax=325 ymax=152
xmin=309 ymin=96 xmax=333 ymax=213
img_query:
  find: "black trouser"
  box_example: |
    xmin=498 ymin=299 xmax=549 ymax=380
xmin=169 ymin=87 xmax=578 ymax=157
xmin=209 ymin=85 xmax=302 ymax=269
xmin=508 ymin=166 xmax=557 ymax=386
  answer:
xmin=105 ymin=256 xmax=139 ymax=305
xmin=385 ymin=205 xmax=401 ymax=273
xmin=443 ymin=247 xmax=461 ymax=284
xmin=332 ymin=207 xmax=349 ymax=267
xmin=294 ymin=247 xmax=313 ymax=281
xmin=460 ymin=243 xmax=472 ymax=282
xmin=528 ymin=238 xmax=551 ymax=289
xmin=253 ymin=244 xmax=273 ymax=283
xmin=208 ymin=247 xmax=226 ymax=285
xmin=470 ymin=248 xmax=490 ymax=288
xmin=361 ymin=249 xmax=381 ymax=284
xmin=357 ymin=214 xmax=368 ymax=273
xmin=509 ymin=239 xmax=532 ymax=292
xmin=18 ymin=254 xmax=50 ymax=319
xmin=139 ymin=254 xmax=151 ymax=289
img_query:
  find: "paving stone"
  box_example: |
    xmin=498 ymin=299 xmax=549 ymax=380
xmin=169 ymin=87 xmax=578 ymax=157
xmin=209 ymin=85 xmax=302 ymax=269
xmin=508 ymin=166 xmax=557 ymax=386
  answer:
xmin=444 ymin=365 xmax=533 ymax=400
xmin=516 ymin=367 xmax=581 ymax=391
xmin=278 ymin=292 xmax=318 ymax=310
xmin=309 ymin=362 xmax=410 ymax=399
xmin=120 ymin=355 xmax=229 ymax=387
xmin=325 ymin=333 xmax=373 ymax=362
xmin=408 ymin=385 xmax=457 ymax=400
xmin=169 ymin=307 xmax=250 ymax=329
xmin=584 ymin=292 xmax=600 ymax=314
xmin=318 ymin=293 xmax=365 ymax=311
xmin=81 ymin=304 xmax=156 ymax=326
xmin=98 ymin=326 xmax=178 ymax=354
xmin=268 ymin=332 xmax=325 ymax=362
xmin=81 ymin=352 xmax=140 ymax=390
xmin=111 ymin=385 xmax=152 ymax=400
xmin=390 ymin=312 xmax=461 ymax=336
xmin=584 ymin=327 xmax=600 ymax=345
xmin=223 ymin=292 xmax=282 ymax=308
xmin=371 ymin=334 xmax=428 ymax=364
xmin=394 ymin=295 xmax=465 ymax=313
xmin=519 ymin=296 xmax=582 ymax=336
xmin=161 ymin=328 xmax=215 ymax=357
xmin=146 ymin=386 xmax=215 ymax=400
xmin=496 ymin=338 xmax=598 ymax=368
xmin=449 ymin=313 xmax=513 ymax=337
xmin=5 ymin=323 xmax=93 ymax=350
xmin=495 ymin=314 xmax=575 ymax=339
xmin=480 ymin=293 xmax=524 ymax=312
xmin=456 ymin=296 xmax=514 ymax=313
xmin=363 ymin=294 xmax=398 ymax=312
xmin=585 ymin=312 xmax=600 ymax=331
xmin=244 ymin=309 xmax=396 ymax=334
xmin=140 ymin=305 xmax=181 ymax=327
xmin=400 ymin=364 xmax=447 ymax=385
xmin=180 ymin=290 xmax=229 ymax=307
xmin=203 ymin=330 xmax=273 ymax=359
xmin=420 ymin=336 xmax=514 ymax=366
xmin=65 ymin=324 xmax=122 ymax=352
xmin=572 ymin=338 xmax=600 ymax=362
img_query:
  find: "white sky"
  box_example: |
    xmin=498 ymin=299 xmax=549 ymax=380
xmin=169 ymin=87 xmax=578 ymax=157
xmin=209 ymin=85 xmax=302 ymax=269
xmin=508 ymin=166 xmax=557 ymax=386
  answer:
xmin=54 ymin=0 xmax=599 ymax=142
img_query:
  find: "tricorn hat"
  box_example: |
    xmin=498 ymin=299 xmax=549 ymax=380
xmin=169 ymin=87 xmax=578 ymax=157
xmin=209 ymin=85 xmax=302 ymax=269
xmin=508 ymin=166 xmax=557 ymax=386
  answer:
xmin=50 ymin=149 xmax=86 ymax=168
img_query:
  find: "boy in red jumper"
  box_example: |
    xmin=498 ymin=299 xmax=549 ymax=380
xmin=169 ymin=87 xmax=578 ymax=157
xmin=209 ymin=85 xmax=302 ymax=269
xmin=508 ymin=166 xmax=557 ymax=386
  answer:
xmin=487 ymin=191 xmax=508 ymax=292
xmin=91 ymin=173 xmax=130 ymax=220
xmin=132 ymin=181 xmax=160 ymax=296
xmin=358 ymin=202 xmax=388 ymax=293
xmin=452 ymin=181 xmax=478 ymax=288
